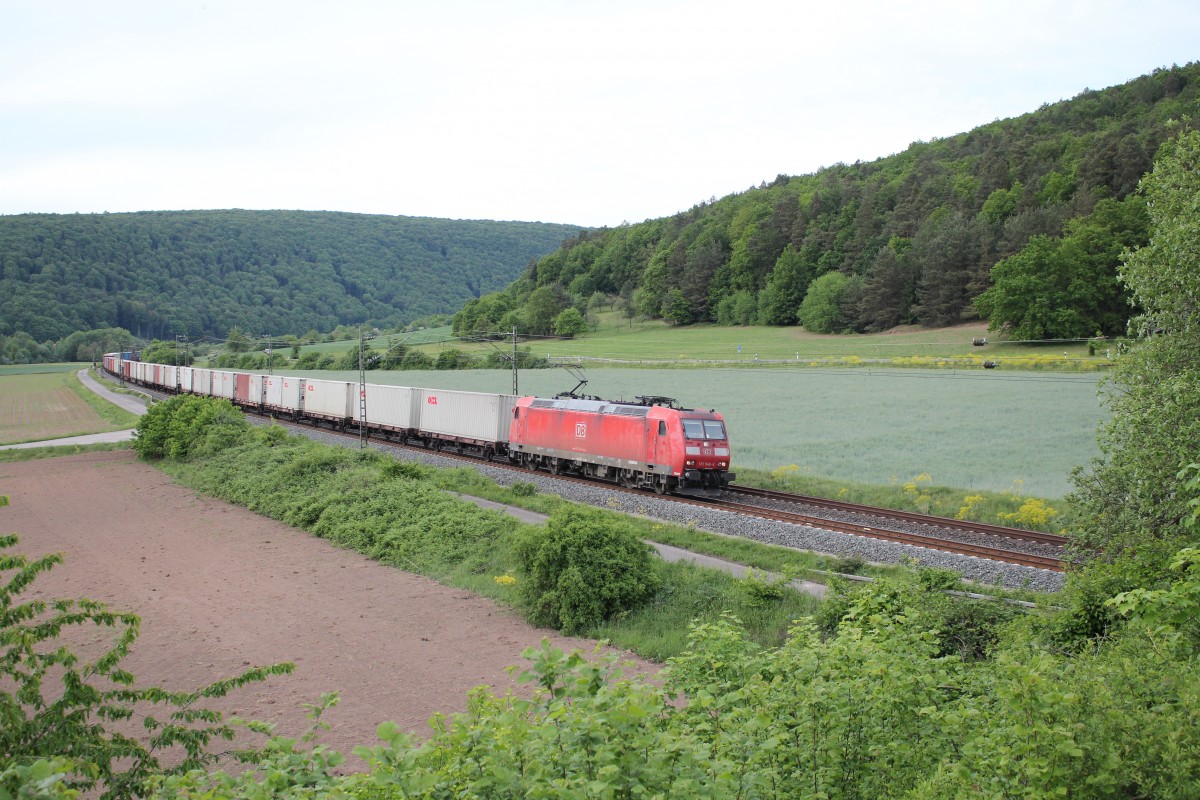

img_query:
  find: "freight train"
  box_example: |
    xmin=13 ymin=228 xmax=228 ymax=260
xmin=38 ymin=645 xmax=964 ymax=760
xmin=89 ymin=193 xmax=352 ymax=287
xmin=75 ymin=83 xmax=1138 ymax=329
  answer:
xmin=102 ymin=353 xmax=735 ymax=496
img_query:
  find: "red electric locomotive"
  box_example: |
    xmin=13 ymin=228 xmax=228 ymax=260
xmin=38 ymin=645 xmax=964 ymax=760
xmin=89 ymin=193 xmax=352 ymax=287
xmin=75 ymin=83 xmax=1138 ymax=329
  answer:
xmin=507 ymin=395 xmax=734 ymax=496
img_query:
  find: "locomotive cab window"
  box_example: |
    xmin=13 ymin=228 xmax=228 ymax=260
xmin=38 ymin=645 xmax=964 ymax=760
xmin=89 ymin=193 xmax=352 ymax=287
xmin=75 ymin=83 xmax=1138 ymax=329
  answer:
xmin=683 ymin=419 xmax=726 ymax=439
xmin=658 ymin=421 xmax=667 ymax=436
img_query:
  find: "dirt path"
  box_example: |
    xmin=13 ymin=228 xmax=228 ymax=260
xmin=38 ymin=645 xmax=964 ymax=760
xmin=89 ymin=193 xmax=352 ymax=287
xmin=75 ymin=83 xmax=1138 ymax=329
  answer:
xmin=0 ymin=451 xmax=656 ymax=764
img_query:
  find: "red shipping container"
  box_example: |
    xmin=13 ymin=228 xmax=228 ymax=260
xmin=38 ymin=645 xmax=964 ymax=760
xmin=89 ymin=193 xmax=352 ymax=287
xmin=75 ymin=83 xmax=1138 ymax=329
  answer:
xmin=234 ymin=373 xmax=252 ymax=404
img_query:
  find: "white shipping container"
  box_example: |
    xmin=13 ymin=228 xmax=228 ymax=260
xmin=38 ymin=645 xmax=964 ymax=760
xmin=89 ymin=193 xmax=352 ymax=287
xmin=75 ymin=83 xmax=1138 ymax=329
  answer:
xmin=303 ymin=379 xmax=354 ymax=419
xmin=248 ymin=374 xmax=266 ymax=406
xmin=418 ymin=389 xmax=516 ymax=443
xmin=364 ymin=384 xmax=419 ymax=430
xmin=264 ymin=376 xmax=303 ymax=412
xmin=162 ymin=365 xmax=178 ymax=389
xmin=179 ymin=367 xmax=194 ymax=393
xmin=214 ymin=371 xmax=234 ymax=399
xmin=195 ymin=369 xmax=212 ymax=395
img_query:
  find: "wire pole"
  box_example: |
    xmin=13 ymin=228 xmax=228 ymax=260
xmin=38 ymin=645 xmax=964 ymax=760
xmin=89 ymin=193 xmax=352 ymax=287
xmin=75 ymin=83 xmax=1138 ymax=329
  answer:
xmin=358 ymin=326 xmax=369 ymax=449
xmin=511 ymin=326 xmax=519 ymax=395
xmin=175 ymin=334 xmax=184 ymax=391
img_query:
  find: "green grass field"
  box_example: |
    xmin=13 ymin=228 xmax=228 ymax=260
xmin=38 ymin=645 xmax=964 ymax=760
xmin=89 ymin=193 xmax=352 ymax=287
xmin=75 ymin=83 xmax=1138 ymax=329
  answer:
xmin=0 ymin=368 xmax=139 ymax=445
xmin=287 ymin=320 xmax=1116 ymax=371
xmin=397 ymin=319 xmax=1114 ymax=371
xmin=0 ymin=363 xmax=83 ymax=376
xmin=286 ymin=365 xmax=1105 ymax=499
xmin=293 ymin=327 xmax=454 ymax=356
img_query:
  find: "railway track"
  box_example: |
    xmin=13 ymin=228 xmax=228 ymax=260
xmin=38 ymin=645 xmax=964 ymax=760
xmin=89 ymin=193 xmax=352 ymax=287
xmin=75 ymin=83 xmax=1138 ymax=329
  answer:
xmin=280 ymin=418 xmax=1068 ymax=573
xmin=123 ymin=375 xmax=1067 ymax=573
xmin=695 ymin=494 xmax=1065 ymax=572
xmin=725 ymin=484 xmax=1069 ymax=548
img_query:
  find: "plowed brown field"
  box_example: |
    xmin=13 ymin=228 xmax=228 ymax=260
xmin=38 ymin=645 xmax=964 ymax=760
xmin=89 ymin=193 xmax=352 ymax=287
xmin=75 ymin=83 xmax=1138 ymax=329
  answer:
xmin=0 ymin=451 xmax=654 ymax=767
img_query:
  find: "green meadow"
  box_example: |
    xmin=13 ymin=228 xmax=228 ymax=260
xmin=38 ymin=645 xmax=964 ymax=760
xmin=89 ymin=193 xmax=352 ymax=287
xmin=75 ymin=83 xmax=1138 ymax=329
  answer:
xmin=0 ymin=363 xmax=82 ymax=376
xmin=495 ymin=319 xmax=1106 ymax=367
xmin=287 ymin=365 xmax=1105 ymax=499
xmin=291 ymin=327 xmax=453 ymax=356
xmin=297 ymin=320 xmax=1116 ymax=370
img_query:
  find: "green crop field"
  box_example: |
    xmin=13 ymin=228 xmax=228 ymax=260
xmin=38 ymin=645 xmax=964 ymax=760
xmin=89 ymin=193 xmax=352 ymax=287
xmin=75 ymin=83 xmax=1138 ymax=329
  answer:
xmin=294 ymin=327 xmax=454 ymax=356
xmin=0 ymin=368 xmax=134 ymax=445
xmin=287 ymin=365 xmax=1106 ymax=499
xmin=0 ymin=363 xmax=82 ymax=376
xmin=401 ymin=319 xmax=1115 ymax=371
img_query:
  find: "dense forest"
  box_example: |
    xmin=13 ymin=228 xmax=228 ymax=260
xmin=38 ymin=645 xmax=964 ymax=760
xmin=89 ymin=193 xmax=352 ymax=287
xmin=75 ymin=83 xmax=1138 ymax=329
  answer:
xmin=454 ymin=63 xmax=1198 ymax=340
xmin=0 ymin=210 xmax=582 ymax=342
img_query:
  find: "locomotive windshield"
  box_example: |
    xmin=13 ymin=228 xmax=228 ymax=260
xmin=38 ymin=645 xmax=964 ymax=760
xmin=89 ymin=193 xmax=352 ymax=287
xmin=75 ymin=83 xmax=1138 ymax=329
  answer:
xmin=682 ymin=419 xmax=726 ymax=440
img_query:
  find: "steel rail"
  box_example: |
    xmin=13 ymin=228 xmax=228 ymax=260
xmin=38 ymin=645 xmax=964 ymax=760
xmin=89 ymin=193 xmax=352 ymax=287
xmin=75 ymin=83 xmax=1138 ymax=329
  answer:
xmin=727 ymin=483 xmax=1069 ymax=547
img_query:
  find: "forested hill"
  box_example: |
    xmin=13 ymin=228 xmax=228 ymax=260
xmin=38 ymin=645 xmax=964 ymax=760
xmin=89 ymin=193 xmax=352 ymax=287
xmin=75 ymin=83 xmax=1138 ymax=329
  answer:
xmin=454 ymin=63 xmax=1198 ymax=340
xmin=0 ymin=210 xmax=582 ymax=341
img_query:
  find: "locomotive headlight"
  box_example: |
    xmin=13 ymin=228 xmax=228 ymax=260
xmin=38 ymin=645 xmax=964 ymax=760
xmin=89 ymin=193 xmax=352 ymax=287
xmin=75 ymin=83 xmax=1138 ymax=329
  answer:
xmin=718 ymin=462 xmax=727 ymax=467
xmin=685 ymin=459 xmax=695 ymax=466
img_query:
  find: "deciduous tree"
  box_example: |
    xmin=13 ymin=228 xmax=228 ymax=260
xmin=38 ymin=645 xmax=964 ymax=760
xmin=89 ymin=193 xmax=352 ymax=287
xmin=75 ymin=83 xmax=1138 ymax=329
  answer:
xmin=1071 ymin=127 xmax=1200 ymax=555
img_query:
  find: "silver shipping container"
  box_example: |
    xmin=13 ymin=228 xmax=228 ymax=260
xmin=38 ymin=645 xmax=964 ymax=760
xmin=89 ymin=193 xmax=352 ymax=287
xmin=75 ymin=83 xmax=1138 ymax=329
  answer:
xmin=214 ymin=370 xmax=235 ymax=399
xmin=417 ymin=388 xmax=516 ymax=444
xmin=302 ymin=378 xmax=354 ymax=420
xmin=265 ymin=375 xmax=303 ymax=412
xmin=162 ymin=365 xmax=178 ymax=389
xmin=364 ymin=384 xmax=419 ymax=431
xmin=179 ymin=367 xmax=194 ymax=393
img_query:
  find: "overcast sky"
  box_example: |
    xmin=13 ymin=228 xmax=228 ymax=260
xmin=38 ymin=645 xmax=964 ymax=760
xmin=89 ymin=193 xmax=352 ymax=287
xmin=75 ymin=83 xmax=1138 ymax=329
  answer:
xmin=2 ymin=0 xmax=1197 ymax=227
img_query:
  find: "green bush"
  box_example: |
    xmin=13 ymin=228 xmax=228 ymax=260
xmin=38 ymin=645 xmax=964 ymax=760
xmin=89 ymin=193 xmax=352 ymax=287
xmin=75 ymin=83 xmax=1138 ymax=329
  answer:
xmin=134 ymin=395 xmax=251 ymax=460
xmin=381 ymin=460 xmax=431 ymax=481
xmin=816 ymin=568 xmax=1017 ymax=661
xmin=295 ymin=351 xmax=321 ymax=369
xmin=514 ymin=506 xmax=661 ymax=634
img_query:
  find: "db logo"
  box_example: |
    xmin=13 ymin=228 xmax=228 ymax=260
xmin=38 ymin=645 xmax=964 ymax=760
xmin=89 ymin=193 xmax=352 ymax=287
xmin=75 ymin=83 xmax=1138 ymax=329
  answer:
xmin=575 ymin=423 xmax=587 ymax=438
xmin=427 ymin=396 xmax=438 ymax=405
